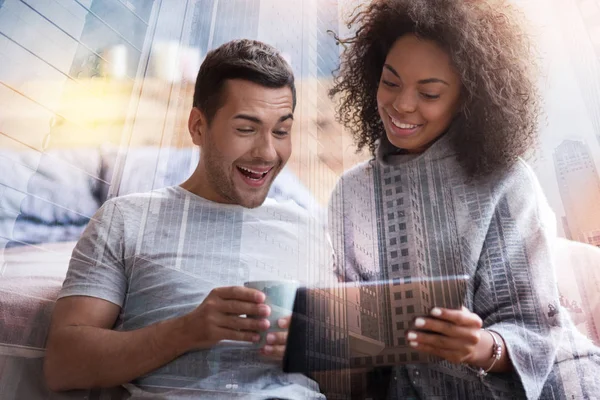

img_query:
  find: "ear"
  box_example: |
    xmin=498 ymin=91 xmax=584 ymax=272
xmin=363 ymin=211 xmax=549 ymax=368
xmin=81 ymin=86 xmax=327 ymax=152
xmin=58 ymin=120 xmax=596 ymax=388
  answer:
xmin=188 ymin=107 xmax=208 ymax=147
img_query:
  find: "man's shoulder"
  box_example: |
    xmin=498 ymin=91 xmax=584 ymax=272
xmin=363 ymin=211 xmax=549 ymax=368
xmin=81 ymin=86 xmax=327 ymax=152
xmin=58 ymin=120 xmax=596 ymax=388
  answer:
xmin=257 ymin=197 xmax=326 ymax=227
xmin=106 ymin=186 xmax=180 ymax=210
xmin=260 ymin=197 xmax=314 ymax=218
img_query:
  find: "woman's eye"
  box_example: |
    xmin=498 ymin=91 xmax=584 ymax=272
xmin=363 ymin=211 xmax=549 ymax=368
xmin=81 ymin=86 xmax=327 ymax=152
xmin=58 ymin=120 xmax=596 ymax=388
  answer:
xmin=274 ymin=130 xmax=289 ymax=137
xmin=382 ymin=80 xmax=398 ymax=88
xmin=421 ymin=93 xmax=440 ymax=100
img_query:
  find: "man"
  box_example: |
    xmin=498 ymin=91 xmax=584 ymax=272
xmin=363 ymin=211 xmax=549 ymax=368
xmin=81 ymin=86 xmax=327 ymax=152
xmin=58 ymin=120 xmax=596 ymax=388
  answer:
xmin=44 ymin=39 xmax=329 ymax=399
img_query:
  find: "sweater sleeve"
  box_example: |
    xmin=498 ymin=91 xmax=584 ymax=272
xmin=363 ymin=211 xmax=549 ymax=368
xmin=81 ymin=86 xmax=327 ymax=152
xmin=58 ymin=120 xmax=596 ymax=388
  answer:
xmin=328 ymin=175 xmax=374 ymax=283
xmin=472 ymin=160 xmax=562 ymax=400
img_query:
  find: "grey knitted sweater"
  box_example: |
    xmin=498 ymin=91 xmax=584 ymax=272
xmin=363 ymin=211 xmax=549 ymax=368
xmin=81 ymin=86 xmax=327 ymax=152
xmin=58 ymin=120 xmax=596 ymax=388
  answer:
xmin=329 ymin=128 xmax=600 ymax=399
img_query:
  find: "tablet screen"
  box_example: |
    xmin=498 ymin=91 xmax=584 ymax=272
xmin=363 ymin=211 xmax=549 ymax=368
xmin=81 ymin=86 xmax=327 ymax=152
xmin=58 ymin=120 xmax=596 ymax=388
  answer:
xmin=283 ymin=274 xmax=469 ymax=373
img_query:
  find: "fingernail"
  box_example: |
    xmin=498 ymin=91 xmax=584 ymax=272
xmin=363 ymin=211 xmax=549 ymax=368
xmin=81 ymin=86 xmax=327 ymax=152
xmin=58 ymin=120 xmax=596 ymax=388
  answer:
xmin=415 ymin=318 xmax=426 ymax=328
xmin=409 ymin=341 xmax=418 ymax=348
xmin=256 ymin=292 xmax=266 ymax=302
xmin=266 ymin=333 xmax=276 ymax=344
xmin=430 ymin=307 xmax=442 ymax=317
xmin=252 ymin=335 xmax=261 ymax=342
xmin=260 ymin=319 xmax=271 ymax=330
xmin=407 ymin=332 xmax=417 ymax=340
xmin=263 ymin=345 xmax=273 ymax=353
xmin=278 ymin=318 xmax=289 ymax=328
xmin=259 ymin=305 xmax=271 ymax=316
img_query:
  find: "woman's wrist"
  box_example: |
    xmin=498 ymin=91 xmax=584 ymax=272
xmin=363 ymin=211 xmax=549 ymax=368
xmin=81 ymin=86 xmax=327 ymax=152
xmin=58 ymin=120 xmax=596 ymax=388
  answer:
xmin=468 ymin=329 xmax=496 ymax=368
xmin=467 ymin=329 xmax=511 ymax=375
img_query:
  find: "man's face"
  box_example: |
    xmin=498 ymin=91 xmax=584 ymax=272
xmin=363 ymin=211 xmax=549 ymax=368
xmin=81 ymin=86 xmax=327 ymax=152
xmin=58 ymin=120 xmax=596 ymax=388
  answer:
xmin=189 ymin=79 xmax=294 ymax=208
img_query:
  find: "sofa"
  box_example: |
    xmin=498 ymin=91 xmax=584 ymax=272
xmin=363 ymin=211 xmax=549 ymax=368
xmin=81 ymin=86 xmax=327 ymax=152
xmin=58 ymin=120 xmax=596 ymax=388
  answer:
xmin=0 ymin=145 xmax=322 ymax=399
xmin=1 ymin=147 xmax=599 ymax=399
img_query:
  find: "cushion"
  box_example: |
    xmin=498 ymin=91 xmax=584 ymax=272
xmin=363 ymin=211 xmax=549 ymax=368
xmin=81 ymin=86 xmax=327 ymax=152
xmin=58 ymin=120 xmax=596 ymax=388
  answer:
xmin=554 ymin=238 xmax=600 ymax=345
xmin=0 ymin=149 xmax=104 ymax=247
xmin=0 ymin=241 xmax=127 ymax=399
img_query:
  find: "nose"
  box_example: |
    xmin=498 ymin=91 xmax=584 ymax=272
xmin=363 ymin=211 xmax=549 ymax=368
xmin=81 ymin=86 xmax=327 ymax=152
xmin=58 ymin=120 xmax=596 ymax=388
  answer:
xmin=392 ymin=90 xmax=417 ymax=114
xmin=251 ymin=131 xmax=278 ymax=162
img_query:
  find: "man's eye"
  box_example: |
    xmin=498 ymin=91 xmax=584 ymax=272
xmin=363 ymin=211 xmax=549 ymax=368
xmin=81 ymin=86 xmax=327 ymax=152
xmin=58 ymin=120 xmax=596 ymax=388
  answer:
xmin=274 ymin=130 xmax=289 ymax=136
xmin=237 ymin=128 xmax=254 ymax=133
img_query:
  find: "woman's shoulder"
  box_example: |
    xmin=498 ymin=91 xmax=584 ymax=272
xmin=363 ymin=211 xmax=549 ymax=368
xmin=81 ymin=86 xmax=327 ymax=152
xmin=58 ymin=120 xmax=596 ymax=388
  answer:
xmin=491 ymin=158 xmax=541 ymax=194
xmin=329 ymin=160 xmax=376 ymax=204
xmin=339 ymin=159 xmax=377 ymax=182
xmin=487 ymin=158 xmax=556 ymax=232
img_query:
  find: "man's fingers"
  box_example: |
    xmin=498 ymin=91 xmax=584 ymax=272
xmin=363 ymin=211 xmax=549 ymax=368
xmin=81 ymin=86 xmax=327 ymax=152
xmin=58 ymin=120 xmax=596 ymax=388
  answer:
xmin=262 ymin=329 xmax=289 ymax=360
xmin=218 ymin=327 xmax=262 ymax=344
xmin=212 ymin=286 xmax=265 ymax=303
xmin=218 ymin=315 xmax=270 ymax=332
xmin=216 ymin=300 xmax=270 ymax=317
xmin=278 ymin=316 xmax=291 ymax=329
xmin=261 ymin=344 xmax=286 ymax=360
xmin=266 ymin=331 xmax=288 ymax=346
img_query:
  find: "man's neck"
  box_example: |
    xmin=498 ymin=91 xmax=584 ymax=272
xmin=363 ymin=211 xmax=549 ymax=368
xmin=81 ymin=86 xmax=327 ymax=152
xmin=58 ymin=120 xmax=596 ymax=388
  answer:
xmin=180 ymin=169 xmax=233 ymax=205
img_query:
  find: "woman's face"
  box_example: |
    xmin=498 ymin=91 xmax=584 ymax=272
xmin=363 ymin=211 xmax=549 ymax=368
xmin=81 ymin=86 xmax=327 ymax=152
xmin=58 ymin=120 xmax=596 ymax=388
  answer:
xmin=377 ymin=34 xmax=462 ymax=153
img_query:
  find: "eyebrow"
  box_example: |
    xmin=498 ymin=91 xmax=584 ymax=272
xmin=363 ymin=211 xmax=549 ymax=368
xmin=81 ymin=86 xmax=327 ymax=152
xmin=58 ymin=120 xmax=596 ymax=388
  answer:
xmin=233 ymin=113 xmax=294 ymax=124
xmin=383 ymin=64 xmax=449 ymax=86
xmin=279 ymin=113 xmax=294 ymax=122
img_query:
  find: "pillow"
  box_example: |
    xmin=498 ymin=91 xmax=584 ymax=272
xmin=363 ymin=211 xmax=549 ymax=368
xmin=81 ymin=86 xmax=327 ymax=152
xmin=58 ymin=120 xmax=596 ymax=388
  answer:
xmin=554 ymin=238 xmax=600 ymax=345
xmin=0 ymin=149 xmax=104 ymax=247
xmin=99 ymin=146 xmax=198 ymax=200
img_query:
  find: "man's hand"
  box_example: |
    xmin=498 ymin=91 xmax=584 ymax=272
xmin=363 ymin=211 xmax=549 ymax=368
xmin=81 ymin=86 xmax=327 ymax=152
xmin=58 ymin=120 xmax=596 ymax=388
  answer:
xmin=182 ymin=286 xmax=271 ymax=349
xmin=405 ymin=306 xmax=483 ymax=365
xmin=260 ymin=316 xmax=291 ymax=360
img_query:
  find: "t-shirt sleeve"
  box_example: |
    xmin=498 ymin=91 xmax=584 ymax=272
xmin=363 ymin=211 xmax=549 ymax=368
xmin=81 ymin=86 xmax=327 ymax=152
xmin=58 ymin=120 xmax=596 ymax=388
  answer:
xmin=473 ymin=160 xmax=562 ymax=400
xmin=58 ymin=198 xmax=127 ymax=307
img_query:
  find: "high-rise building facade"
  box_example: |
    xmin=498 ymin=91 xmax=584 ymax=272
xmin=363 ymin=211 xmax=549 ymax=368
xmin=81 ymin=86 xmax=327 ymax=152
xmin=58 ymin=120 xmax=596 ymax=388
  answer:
xmin=554 ymin=140 xmax=600 ymax=247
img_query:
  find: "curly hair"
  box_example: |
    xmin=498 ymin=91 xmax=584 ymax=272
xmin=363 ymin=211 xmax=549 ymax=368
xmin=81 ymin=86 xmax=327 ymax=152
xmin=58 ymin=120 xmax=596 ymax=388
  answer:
xmin=329 ymin=0 xmax=541 ymax=177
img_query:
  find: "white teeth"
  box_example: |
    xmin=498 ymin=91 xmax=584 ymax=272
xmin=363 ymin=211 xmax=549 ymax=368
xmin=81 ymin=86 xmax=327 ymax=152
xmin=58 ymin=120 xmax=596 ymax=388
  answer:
xmin=238 ymin=166 xmax=269 ymax=179
xmin=391 ymin=118 xmax=419 ymax=129
xmin=239 ymin=166 xmax=266 ymax=175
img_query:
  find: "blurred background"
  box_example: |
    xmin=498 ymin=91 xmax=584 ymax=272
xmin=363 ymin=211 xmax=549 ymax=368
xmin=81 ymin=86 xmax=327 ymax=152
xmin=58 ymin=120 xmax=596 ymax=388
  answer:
xmin=0 ymin=0 xmax=599 ymax=397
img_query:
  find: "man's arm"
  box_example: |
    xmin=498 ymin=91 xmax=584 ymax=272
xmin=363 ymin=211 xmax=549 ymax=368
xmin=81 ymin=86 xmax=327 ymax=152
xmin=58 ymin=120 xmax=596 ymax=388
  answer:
xmin=44 ymin=287 xmax=270 ymax=391
xmin=44 ymin=296 xmax=193 ymax=391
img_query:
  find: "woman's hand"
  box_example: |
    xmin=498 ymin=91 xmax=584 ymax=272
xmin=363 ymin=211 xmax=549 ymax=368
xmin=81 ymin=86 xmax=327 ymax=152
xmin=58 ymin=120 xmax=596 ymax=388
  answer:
xmin=405 ymin=306 xmax=483 ymax=365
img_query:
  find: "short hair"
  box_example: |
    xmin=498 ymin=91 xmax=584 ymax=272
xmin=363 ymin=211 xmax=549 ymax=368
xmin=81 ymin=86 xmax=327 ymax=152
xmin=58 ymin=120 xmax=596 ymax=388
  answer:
xmin=193 ymin=39 xmax=296 ymax=123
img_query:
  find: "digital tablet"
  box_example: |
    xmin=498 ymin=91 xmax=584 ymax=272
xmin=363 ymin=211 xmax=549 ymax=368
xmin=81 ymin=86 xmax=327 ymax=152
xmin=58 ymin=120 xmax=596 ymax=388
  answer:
xmin=282 ymin=274 xmax=470 ymax=374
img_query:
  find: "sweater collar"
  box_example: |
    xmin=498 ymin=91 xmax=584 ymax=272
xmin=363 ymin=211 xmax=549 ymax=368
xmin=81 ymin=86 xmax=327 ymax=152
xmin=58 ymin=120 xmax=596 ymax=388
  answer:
xmin=375 ymin=121 xmax=459 ymax=167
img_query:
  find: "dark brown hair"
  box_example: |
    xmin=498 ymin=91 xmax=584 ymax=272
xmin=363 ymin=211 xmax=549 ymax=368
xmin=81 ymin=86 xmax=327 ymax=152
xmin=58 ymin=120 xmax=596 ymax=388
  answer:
xmin=193 ymin=39 xmax=296 ymax=123
xmin=330 ymin=0 xmax=541 ymax=177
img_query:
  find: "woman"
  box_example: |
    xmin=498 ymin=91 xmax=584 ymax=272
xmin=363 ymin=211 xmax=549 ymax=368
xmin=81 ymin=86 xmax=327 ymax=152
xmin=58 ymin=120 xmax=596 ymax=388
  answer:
xmin=328 ymin=0 xmax=600 ymax=398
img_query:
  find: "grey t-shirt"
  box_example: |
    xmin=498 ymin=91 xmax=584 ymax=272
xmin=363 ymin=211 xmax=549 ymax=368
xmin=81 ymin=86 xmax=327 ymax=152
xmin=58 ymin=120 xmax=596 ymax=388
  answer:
xmin=59 ymin=186 xmax=332 ymax=399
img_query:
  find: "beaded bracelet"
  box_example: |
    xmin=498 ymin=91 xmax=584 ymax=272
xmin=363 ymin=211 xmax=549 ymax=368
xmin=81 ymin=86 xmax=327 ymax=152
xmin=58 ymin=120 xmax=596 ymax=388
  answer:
xmin=466 ymin=329 xmax=503 ymax=380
